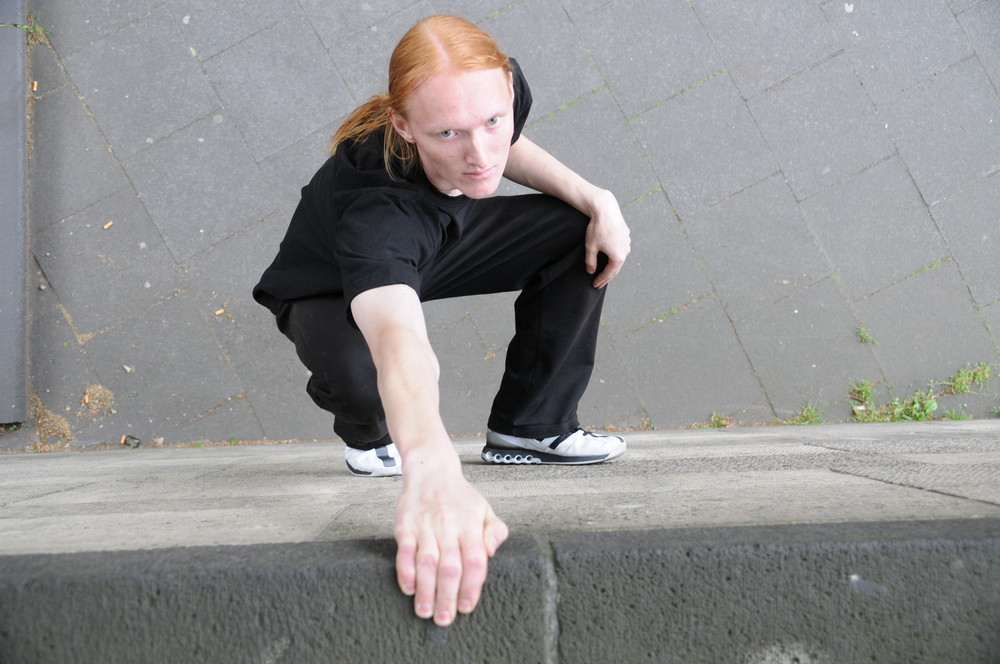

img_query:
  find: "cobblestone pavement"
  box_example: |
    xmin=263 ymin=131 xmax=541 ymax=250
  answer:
xmin=6 ymin=0 xmax=1000 ymax=449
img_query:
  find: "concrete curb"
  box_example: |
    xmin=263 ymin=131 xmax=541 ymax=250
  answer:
xmin=2 ymin=520 xmax=998 ymax=663
xmin=0 ymin=0 xmax=28 ymax=422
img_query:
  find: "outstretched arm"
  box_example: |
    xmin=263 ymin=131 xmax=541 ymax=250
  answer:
xmin=351 ymin=284 xmax=509 ymax=626
xmin=503 ymin=134 xmax=631 ymax=288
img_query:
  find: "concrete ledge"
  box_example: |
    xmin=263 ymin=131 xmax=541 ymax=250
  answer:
xmin=1 ymin=520 xmax=998 ymax=663
xmin=0 ymin=0 xmax=28 ymax=422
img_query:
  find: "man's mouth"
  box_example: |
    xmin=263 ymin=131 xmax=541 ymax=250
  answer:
xmin=464 ymin=167 xmax=494 ymax=180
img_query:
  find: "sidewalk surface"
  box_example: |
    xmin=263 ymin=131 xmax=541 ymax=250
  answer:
xmin=2 ymin=0 xmax=998 ymax=451
xmin=3 ymin=421 xmax=999 ymax=556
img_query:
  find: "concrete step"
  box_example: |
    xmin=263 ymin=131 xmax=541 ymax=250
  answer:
xmin=1 ymin=520 xmax=998 ymax=663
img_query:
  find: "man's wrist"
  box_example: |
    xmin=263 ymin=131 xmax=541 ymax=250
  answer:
xmin=401 ymin=438 xmax=462 ymax=476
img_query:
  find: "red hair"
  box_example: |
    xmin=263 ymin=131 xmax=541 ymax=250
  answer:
xmin=330 ymin=15 xmax=511 ymax=179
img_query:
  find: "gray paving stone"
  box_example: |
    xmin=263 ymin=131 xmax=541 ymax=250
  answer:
xmin=982 ymin=302 xmax=1000 ymax=349
xmin=24 ymin=272 xmax=132 ymax=448
xmin=694 ymin=0 xmax=840 ymax=99
xmin=161 ymin=396 xmax=265 ymax=445
xmin=434 ymin=0 xmax=521 ymax=22
xmin=556 ymin=0 xmax=610 ymax=20
xmin=224 ymin=318 xmax=332 ymax=442
xmin=929 ymin=173 xmax=1000 ymax=308
xmin=183 ymin=214 xmax=285 ymax=328
xmin=429 ymin=317 xmax=502 ymax=435
xmin=600 ymin=192 xmax=711 ymax=341
xmin=577 ymin=330 xmax=648 ymax=431
xmin=25 ymin=284 xmax=100 ymax=436
xmin=28 ymin=0 xmax=162 ymax=57
xmin=958 ymin=1 xmax=1000 ymax=93
xmin=936 ymin=386 xmax=1000 ymax=421
xmin=123 ymin=113 xmax=276 ymax=263
xmin=28 ymin=85 xmax=126 ymax=230
xmin=950 ymin=0 xmax=984 ymax=13
xmin=61 ymin=8 xmax=220 ymax=160
xmin=33 ymin=189 xmax=188 ymax=337
xmin=205 ymin=14 xmax=355 ymax=161
xmin=881 ymin=57 xmax=1000 ymax=205
xmin=83 ymin=291 xmax=244 ymax=441
xmin=27 ymin=41 xmax=66 ymax=97
xmin=482 ymin=0 xmax=603 ymax=117
xmin=823 ymin=0 xmax=973 ymax=104
xmin=854 ymin=261 xmax=998 ymax=396
xmin=575 ymin=0 xmax=720 ymax=117
xmin=801 ymin=157 xmax=950 ymax=302
xmin=735 ymin=278 xmax=884 ymax=422
xmin=300 ymin=0 xmax=416 ymax=50
xmin=423 ymin=294 xmax=528 ymax=435
xmin=464 ymin=293 xmax=518 ymax=355
xmin=749 ymin=54 xmax=895 ymax=201
xmin=683 ymin=175 xmax=832 ymax=323
xmin=424 ymin=292 xmax=517 ymax=357
xmin=523 ymin=88 xmax=658 ymax=207
xmin=167 ymin=0 xmax=299 ymax=60
xmin=186 ymin=218 xmax=332 ymax=442
xmin=614 ymin=296 xmax=768 ymax=428
xmin=632 ymin=72 xmax=776 ymax=218
xmin=258 ymin=122 xmax=340 ymax=221
xmin=326 ymin=2 xmax=437 ymax=104
xmin=422 ymin=298 xmax=476 ymax=336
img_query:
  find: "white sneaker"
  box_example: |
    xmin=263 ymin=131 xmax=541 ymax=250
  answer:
xmin=481 ymin=428 xmax=626 ymax=465
xmin=345 ymin=443 xmax=402 ymax=477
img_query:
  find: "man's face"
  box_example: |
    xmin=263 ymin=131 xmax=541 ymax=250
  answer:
xmin=391 ymin=67 xmax=515 ymax=198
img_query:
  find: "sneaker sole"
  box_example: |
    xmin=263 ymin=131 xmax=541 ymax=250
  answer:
xmin=345 ymin=461 xmax=402 ymax=477
xmin=481 ymin=445 xmax=623 ymax=465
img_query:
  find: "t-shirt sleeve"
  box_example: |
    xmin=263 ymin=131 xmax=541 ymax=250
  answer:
xmin=509 ymin=58 xmax=532 ymax=144
xmin=334 ymin=192 xmax=439 ymax=311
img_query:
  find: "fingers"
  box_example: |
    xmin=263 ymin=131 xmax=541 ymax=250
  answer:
xmin=395 ymin=511 xmax=509 ymax=626
xmin=484 ymin=509 xmax=509 ymax=558
xmin=456 ymin=533 xmax=488 ymax=616
xmin=414 ymin=534 xmax=443 ymax=621
xmin=585 ymin=243 xmax=599 ymax=276
xmin=395 ymin=533 xmax=418 ymax=598
xmin=592 ymin=255 xmax=625 ymax=289
xmin=432 ymin=544 xmax=464 ymax=625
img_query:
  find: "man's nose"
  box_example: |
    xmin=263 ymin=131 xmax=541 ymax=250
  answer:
xmin=466 ymin=131 xmax=488 ymax=166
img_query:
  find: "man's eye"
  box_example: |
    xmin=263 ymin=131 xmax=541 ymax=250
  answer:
xmin=439 ymin=129 xmax=455 ymax=139
xmin=486 ymin=116 xmax=501 ymax=127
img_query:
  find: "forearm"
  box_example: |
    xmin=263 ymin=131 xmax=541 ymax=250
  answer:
xmin=503 ymin=135 xmax=614 ymax=216
xmin=371 ymin=326 xmax=460 ymax=473
xmin=351 ymin=285 xmax=460 ymax=474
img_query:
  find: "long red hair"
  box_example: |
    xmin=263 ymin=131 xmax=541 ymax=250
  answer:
xmin=330 ymin=15 xmax=511 ymax=179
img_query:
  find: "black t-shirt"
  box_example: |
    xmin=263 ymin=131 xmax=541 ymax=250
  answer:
xmin=252 ymin=60 xmax=533 ymax=323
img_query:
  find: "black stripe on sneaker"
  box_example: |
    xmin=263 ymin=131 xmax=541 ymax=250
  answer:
xmin=546 ymin=428 xmax=581 ymax=450
xmin=375 ymin=446 xmax=396 ymax=467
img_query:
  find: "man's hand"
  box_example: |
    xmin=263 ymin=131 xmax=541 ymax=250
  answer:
xmin=503 ymin=137 xmax=631 ymax=288
xmin=584 ymin=188 xmax=631 ymax=289
xmin=394 ymin=450 xmax=509 ymax=626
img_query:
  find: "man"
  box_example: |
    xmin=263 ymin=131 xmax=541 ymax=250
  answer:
xmin=253 ymin=15 xmax=631 ymax=627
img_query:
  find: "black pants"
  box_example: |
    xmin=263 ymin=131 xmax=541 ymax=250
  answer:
xmin=280 ymin=194 xmax=608 ymax=449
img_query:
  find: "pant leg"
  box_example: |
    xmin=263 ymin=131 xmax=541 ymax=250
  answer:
xmin=279 ymin=193 xmax=606 ymax=444
xmin=421 ymin=194 xmax=608 ymax=438
xmin=280 ymin=295 xmax=390 ymax=449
